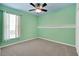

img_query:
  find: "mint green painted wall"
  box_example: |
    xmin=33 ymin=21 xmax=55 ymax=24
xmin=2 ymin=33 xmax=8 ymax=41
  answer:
xmin=0 ymin=4 xmax=37 ymax=46
xmin=38 ymin=4 xmax=76 ymax=26
xmin=38 ymin=4 xmax=76 ymax=45
xmin=39 ymin=28 xmax=75 ymax=45
xmin=21 ymin=14 xmax=37 ymax=40
xmin=0 ymin=10 xmax=3 ymax=42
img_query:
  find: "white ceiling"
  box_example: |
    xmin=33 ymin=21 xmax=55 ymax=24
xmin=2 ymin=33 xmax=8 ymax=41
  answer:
xmin=1 ymin=3 xmax=74 ymax=15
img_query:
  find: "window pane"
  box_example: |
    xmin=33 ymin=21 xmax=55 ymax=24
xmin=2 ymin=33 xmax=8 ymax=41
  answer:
xmin=4 ymin=12 xmax=20 ymax=40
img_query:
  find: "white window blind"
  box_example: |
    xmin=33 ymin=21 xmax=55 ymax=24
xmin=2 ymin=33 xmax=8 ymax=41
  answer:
xmin=4 ymin=12 xmax=20 ymax=40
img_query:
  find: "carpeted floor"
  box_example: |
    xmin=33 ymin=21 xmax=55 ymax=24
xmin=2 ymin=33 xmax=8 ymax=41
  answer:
xmin=0 ymin=38 xmax=78 ymax=56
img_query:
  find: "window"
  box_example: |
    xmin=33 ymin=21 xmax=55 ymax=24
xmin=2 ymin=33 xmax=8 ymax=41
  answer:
xmin=4 ymin=12 xmax=20 ymax=40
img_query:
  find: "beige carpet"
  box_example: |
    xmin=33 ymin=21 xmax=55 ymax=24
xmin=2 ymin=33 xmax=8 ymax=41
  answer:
xmin=0 ymin=38 xmax=78 ymax=56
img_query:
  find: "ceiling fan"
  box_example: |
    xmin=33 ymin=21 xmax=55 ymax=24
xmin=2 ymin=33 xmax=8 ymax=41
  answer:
xmin=29 ymin=3 xmax=47 ymax=13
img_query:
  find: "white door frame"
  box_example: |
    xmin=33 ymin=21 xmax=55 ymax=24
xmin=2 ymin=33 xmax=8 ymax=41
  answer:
xmin=76 ymin=3 xmax=79 ymax=56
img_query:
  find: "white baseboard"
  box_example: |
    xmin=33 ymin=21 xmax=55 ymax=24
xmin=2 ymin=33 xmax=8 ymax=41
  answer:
xmin=38 ymin=37 xmax=75 ymax=47
xmin=0 ymin=37 xmax=36 ymax=48
xmin=0 ymin=37 xmax=75 ymax=48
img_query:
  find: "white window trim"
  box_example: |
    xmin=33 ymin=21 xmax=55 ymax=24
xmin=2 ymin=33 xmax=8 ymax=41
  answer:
xmin=3 ymin=11 xmax=20 ymax=40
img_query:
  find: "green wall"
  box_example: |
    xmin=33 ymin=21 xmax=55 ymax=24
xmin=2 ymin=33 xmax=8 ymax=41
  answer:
xmin=21 ymin=14 xmax=37 ymax=40
xmin=38 ymin=4 xmax=76 ymax=26
xmin=38 ymin=28 xmax=75 ymax=45
xmin=0 ymin=4 xmax=37 ymax=46
xmin=38 ymin=4 xmax=76 ymax=46
xmin=0 ymin=10 xmax=3 ymax=43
